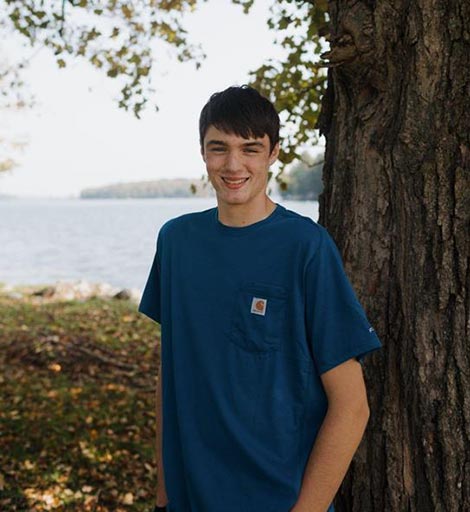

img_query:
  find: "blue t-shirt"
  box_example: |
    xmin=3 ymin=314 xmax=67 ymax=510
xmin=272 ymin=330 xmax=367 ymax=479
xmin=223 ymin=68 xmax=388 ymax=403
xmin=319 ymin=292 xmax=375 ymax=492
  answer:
xmin=138 ymin=202 xmax=383 ymax=512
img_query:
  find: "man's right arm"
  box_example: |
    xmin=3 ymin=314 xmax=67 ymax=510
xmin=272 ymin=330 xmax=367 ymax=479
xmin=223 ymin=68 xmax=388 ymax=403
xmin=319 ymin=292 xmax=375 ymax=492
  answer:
xmin=156 ymin=354 xmax=169 ymax=508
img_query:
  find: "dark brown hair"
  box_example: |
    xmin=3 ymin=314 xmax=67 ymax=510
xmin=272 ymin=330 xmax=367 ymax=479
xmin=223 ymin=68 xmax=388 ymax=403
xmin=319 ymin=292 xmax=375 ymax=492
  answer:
xmin=199 ymin=85 xmax=280 ymax=153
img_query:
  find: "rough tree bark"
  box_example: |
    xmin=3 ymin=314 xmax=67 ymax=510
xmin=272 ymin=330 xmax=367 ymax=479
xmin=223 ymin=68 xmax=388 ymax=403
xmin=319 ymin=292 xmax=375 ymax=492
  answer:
xmin=316 ymin=0 xmax=470 ymax=510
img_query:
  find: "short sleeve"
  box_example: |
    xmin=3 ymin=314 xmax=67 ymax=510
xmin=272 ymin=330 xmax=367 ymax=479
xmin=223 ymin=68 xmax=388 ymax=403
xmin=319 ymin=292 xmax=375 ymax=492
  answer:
xmin=138 ymin=231 xmax=162 ymax=324
xmin=305 ymin=226 xmax=383 ymax=376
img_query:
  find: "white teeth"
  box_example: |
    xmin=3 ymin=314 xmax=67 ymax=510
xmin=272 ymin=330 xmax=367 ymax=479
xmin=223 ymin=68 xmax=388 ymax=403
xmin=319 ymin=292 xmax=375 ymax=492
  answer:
xmin=223 ymin=178 xmax=248 ymax=184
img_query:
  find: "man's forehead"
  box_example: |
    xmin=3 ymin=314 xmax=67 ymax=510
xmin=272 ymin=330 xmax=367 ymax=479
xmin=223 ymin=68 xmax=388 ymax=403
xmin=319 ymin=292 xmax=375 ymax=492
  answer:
xmin=204 ymin=126 xmax=269 ymax=145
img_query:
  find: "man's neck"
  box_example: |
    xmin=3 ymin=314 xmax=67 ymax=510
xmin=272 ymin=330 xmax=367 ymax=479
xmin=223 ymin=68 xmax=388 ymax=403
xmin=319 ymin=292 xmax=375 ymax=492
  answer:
xmin=216 ymin=198 xmax=277 ymax=228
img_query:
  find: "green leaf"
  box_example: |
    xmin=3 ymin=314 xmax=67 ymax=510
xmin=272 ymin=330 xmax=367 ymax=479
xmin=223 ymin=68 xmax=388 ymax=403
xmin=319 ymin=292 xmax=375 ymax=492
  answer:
xmin=138 ymin=67 xmax=150 ymax=77
xmin=121 ymin=5 xmax=133 ymax=19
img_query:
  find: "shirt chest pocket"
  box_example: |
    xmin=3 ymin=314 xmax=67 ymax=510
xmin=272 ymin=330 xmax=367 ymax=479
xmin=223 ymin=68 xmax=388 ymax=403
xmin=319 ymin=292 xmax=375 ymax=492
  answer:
xmin=229 ymin=282 xmax=287 ymax=353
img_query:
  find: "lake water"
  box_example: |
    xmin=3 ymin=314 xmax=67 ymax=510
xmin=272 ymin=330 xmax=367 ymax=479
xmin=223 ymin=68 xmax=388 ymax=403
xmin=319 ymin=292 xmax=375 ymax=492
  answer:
xmin=0 ymin=197 xmax=319 ymax=291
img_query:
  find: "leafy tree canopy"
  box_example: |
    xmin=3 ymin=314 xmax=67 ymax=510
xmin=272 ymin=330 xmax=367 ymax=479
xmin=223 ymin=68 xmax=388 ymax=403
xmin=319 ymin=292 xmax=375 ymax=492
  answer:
xmin=1 ymin=0 xmax=207 ymax=117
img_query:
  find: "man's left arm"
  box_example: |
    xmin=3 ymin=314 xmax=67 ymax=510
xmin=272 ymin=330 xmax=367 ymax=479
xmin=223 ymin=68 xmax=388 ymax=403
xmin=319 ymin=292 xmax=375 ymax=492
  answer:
xmin=291 ymin=357 xmax=371 ymax=512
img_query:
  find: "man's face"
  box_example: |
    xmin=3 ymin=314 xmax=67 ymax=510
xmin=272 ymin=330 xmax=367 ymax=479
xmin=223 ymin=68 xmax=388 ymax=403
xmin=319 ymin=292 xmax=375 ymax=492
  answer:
xmin=201 ymin=125 xmax=279 ymax=209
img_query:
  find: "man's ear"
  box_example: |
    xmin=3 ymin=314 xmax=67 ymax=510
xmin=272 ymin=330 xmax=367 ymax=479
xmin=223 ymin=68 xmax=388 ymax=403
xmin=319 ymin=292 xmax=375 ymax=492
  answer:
xmin=200 ymin=145 xmax=206 ymax=163
xmin=269 ymin=142 xmax=280 ymax=166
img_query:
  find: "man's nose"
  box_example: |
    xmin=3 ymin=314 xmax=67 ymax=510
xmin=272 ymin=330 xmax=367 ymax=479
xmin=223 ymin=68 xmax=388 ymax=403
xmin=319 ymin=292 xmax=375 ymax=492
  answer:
xmin=224 ymin=151 xmax=244 ymax=172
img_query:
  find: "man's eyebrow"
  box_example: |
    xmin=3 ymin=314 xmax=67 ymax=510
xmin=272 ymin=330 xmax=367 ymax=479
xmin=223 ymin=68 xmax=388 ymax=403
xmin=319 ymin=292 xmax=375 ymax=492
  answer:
xmin=242 ymin=141 xmax=264 ymax=148
xmin=206 ymin=140 xmax=265 ymax=147
xmin=206 ymin=140 xmax=227 ymax=146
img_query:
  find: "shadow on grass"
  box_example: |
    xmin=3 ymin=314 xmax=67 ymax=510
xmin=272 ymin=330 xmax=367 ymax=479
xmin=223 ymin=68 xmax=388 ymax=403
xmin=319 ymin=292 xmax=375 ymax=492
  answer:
xmin=0 ymin=295 xmax=161 ymax=511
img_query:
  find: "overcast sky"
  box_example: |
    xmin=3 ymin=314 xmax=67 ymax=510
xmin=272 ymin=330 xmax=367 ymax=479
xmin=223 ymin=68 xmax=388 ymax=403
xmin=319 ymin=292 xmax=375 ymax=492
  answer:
xmin=0 ymin=0 xmax=324 ymax=198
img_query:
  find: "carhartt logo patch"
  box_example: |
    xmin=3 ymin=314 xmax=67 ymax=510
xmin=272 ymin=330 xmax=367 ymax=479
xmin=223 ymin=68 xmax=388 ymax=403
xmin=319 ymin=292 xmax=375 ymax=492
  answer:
xmin=251 ymin=297 xmax=267 ymax=316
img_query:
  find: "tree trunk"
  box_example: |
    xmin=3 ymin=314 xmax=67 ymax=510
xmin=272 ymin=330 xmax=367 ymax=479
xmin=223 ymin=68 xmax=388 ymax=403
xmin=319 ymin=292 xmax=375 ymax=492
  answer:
xmin=316 ymin=0 xmax=470 ymax=510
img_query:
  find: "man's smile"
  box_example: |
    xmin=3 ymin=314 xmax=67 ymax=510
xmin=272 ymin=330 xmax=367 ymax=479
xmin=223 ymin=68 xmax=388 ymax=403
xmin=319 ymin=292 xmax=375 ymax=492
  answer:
xmin=221 ymin=177 xmax=250 ymax=189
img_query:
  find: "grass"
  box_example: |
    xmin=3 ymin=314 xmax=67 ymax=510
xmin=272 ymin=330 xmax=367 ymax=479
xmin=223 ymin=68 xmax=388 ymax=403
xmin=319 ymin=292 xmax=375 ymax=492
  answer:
xmin=0 ymin=291 xmax=161 ymax=511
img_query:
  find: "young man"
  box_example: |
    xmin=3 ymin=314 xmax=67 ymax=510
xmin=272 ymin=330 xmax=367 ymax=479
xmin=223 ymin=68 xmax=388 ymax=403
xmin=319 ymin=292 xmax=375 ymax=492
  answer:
xmin=139 ymin=85 xmax=383 ymax=512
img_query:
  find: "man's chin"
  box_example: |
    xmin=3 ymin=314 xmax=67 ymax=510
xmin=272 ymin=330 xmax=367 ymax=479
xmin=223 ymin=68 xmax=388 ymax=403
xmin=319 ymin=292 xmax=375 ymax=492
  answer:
xmin=216 ymin=194 xmax=248 ymax=206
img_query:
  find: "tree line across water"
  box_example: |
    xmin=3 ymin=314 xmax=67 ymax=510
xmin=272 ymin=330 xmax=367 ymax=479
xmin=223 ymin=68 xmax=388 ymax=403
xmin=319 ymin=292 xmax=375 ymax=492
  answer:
xmin=79 ymin=158 xmax=323 ymax=200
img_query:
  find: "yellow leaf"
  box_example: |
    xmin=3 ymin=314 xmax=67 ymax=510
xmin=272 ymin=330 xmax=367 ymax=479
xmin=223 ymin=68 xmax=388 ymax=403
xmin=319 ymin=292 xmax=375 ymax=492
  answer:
xmin=122 ymin=492 xmax=134 ymax=505
xmin=23 ymin=460 xmax=34 ymax=470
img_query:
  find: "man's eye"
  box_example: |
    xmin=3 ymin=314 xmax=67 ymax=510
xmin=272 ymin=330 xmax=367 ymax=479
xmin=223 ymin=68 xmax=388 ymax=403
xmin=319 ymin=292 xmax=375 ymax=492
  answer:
xmin=210 ymin=147 xmax=225 ymax=152
xmin=244 ymin=149 xmax=259 ymax=153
